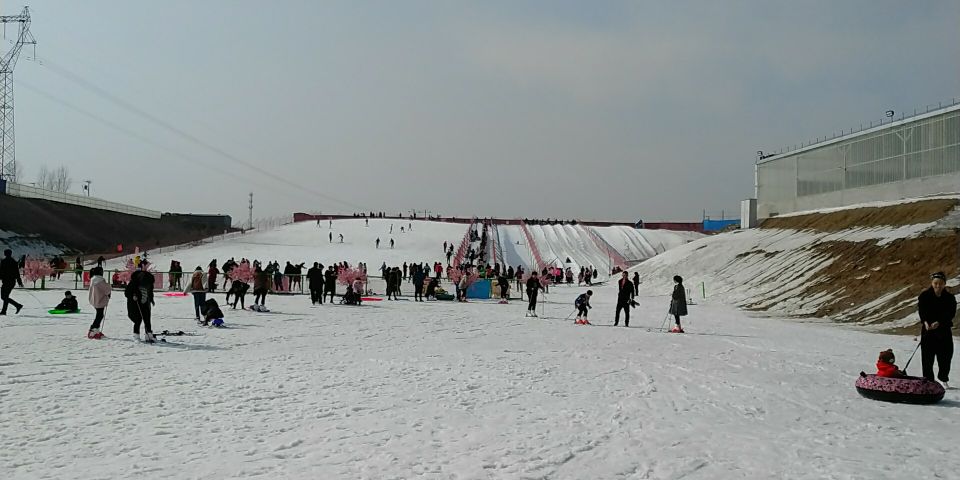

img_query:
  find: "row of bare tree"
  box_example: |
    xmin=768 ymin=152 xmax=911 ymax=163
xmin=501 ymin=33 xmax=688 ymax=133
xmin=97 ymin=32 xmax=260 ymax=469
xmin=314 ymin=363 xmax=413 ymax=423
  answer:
xmin=34 ymin=165 xmax=73 ymax=193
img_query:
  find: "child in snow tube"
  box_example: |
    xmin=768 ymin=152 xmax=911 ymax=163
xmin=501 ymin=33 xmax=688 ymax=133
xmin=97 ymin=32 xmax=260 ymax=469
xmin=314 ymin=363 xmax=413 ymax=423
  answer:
xmin=876 ymin=349 xmax=906 ymax=378
xmin=857 ymin=347 xmax=944 ymax=404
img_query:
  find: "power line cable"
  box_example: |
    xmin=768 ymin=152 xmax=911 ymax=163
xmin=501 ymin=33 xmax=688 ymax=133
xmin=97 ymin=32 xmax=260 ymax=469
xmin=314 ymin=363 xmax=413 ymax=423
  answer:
xmin=38 ymin=58 xmax=367 ymax=211
xmin=16 ymin=78 xmax=323 ymax=206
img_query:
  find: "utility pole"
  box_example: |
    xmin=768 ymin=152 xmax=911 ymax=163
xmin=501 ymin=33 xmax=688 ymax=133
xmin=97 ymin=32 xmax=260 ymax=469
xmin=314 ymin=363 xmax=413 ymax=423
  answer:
xmin=0 ymin=7 xmax=36 ymax=182
xmin=248 ymin=192 xmax=254 ymax=229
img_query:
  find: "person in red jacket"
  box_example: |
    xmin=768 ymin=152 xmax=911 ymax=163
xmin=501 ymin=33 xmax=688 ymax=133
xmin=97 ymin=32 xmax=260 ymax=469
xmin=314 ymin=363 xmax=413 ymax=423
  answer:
xmin=876 ymin=349 xmax=906 ymax=378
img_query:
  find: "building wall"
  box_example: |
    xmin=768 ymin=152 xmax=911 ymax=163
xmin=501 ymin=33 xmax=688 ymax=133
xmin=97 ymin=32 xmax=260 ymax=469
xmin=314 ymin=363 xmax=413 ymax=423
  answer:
xmin=757 ymin=104 xmax=960 ymax=217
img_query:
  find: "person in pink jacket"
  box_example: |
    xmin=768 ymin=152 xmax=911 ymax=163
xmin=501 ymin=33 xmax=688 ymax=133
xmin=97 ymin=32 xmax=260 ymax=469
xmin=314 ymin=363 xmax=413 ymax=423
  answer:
xmin=87 ymin=266 xmax=112 ymax=339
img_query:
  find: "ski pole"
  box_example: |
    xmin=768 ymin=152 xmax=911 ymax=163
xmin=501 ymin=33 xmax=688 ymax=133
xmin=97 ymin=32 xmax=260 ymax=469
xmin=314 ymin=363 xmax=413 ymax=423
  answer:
xmin=902 ymin=341 xmax=922 ymax=374
xmin=658 ymin=311 xmax=671 ymax=332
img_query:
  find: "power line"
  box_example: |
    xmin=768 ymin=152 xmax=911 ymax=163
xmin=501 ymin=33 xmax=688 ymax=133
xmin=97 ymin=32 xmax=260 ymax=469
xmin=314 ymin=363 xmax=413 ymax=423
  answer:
xmin=38 ymin=58 xmax=367 ymax=211
xmin=16 ymin=78 xmax=324 ymax=206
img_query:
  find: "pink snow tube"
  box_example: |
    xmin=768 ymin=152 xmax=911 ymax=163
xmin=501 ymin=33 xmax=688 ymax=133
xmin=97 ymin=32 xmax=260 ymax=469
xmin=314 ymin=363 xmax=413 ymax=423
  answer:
xmin=855 ymin=372 xmax=944 ymax=404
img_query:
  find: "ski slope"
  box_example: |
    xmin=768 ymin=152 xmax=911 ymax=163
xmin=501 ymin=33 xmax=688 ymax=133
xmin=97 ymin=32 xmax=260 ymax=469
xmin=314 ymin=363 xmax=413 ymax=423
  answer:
xmin=2 ymin=277 xmax=959 ymax=478
xmin=496 ymin=224 xmax=702 ymax=279
xmin=109 ymin=219 xmax=465 ymax=273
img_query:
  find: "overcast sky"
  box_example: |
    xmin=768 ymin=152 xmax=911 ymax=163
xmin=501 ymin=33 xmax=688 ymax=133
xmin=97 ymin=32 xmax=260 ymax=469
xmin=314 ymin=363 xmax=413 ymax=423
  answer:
xmin=8 ymin=0 xmax=960 ymax=223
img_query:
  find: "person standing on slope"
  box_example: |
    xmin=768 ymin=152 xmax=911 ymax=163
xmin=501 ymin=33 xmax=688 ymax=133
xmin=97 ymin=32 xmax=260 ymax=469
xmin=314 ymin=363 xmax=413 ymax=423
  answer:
xmin=918 ymin=271 xmax=956 ymax=388
xmin=126 ymin=263 xmax=156 ymax=343
xmin=253 ymin=266 xmax=269 ymax=309
xmin=0 ymin=249 xmax=23 ymax=316
xmin=324 ymin=265 xmax=338 ymax=304
xmin=207 ymin=260 xmax=220 ymax=292
xmin=614 ymin=271 xmax=634 ymax=327
xmin=390 ymin=238 xmax=395 ymax=249
xmin=669 ymin=275 xmax=688 ymax=333
xmin=376 ymin=237 xmax=381 ymax=249
xmin=307 ymin=262 xmax=323 ymax=305
xmin=412 ymin=266 xmax=426 ymax=302
xmin=86 ymin=267 xmax=112 ymax=339
xmin=525 ymin=271 xmax=543 ymax=317
xmin=185 ymin=267 xmax=206 ymax=323
xmin=633 ymin=272 xmax=640 ymax=297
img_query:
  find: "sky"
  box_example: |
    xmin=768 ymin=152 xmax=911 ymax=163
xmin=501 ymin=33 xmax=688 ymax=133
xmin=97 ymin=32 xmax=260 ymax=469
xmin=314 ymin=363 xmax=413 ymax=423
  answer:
xmin=5 ymin=0 xmax=959 ymax=224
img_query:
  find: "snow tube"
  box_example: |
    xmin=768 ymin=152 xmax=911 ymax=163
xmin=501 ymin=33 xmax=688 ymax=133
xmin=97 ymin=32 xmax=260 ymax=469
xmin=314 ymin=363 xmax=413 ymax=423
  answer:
xmin=855 ymin=372 xmax=944 ymax=404
xmin=163 ymin=292 xmax=188 ymax=297
xmin=360 ymin=297 xmax=382 ymax=302
xmin=49 ymin=309 xmax=81 ymax=315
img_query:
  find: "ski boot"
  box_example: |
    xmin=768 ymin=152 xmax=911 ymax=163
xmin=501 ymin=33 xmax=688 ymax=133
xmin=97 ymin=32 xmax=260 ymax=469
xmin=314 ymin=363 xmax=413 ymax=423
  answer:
xmin=87 ymin=329 xmax=104 ymax=340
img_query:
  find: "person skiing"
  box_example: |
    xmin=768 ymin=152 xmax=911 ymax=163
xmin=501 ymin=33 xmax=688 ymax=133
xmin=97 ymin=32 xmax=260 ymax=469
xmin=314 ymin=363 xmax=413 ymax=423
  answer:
xmin=390 ymin=238 xmax=395 ymax=249
xmin=525 ymin=272 xmax=543 ymax=317
xmin=184 ymin=267 xmax=207 ymax=323
xmin=324 ymin=266 xmax=338 ymax=303
xmin=497 ymin=273 xmax=510 ymax=302
xmin=307 ymin=262 xmax=323 ymax=305
xmin=0 ymin=249 xmax=23 ymax=316
xmin=669 ymin=275 xmax=688 ymax=333
xmin=86 ymin=267 xmax=111 ymax=339
xmin=918 ymin=271 xmax=956 ymax=387
xmin=376 ymin=237 xmax=381 ymax=249
xmin=339 ymin=234 xmax=344 ymax=243
xmin=125 ymin=263 xmax=156 ymax=343
xmin=614 ymin=271 xmax=634 ymax=327
xmin=575 ymin=290 xmax=593 ymax=325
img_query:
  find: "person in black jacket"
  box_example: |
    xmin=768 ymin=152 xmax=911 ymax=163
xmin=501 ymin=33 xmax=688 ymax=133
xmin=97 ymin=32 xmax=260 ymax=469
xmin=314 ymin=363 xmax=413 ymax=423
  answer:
xmin=307 ymin=262 xmax=323 ymax=305
xmin=0 ymin=249 xmax=24 ymax=315
xmin=614 ymin=271 xmax=634 ymax=327
xmin=323 ymin=266 xmax=338 ymax=304
xmin=918 ymin=271 xmax=957 ymax=386
xmin=633 ymin=272 xmax=640 ymax=297
xmin=55 ymin=291 xmax=80 ymax=313
xmin=669 ymin=275 xmax=688 ymax=333
xmin=412 ymin=266 xmax=426 ymax=302
xmin=125 ymin=265 xmax=156 ymax=343
xmin=525 ymin=272 xmax=543 ymax=317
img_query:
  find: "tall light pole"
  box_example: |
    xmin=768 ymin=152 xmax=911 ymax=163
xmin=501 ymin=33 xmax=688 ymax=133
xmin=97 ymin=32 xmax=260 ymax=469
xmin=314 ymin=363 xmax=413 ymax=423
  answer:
xmin=0 ymin=6 xmax=36 ymax=182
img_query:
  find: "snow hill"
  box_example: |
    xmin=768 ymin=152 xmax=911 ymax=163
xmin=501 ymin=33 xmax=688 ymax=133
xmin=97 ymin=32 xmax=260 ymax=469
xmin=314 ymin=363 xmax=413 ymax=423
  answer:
xmin=107 ymin=219 xmax=700 ymax=281
xmin=632 ymin=196 xmax=960 ymax=332
xmin=496 ymin=224 xmax=700 ymax=279
xmin=3 ymin=214 xmax=960 ymax=478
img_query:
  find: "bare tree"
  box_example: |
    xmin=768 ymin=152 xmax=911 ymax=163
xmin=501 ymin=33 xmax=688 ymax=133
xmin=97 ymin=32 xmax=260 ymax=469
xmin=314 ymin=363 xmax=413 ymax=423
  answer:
xmin=52 ymin=166 xmax=72 ymax=193
xmin=36 ymin=165 xmax=51 ymax=189
xmin=35 ymin=165 xmax=73 ymax=192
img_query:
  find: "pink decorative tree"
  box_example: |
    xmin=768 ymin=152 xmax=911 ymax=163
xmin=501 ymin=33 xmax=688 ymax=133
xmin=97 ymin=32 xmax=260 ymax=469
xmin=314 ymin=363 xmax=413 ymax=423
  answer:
xmin=117 ymin=258 xmax=156 ymax=284
xmin=23 ymin=258 xmax=55 ymax=287
xmin=338 ymin=267 xmax=367 ymax=287
xmin=227 ymin=262 xmax=255 ymax=283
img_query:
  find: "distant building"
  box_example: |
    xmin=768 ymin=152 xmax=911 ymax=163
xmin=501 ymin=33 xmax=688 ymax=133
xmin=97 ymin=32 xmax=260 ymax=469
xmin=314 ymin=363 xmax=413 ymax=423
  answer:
xmin=756 ymin=102 xmax=960 ymax=218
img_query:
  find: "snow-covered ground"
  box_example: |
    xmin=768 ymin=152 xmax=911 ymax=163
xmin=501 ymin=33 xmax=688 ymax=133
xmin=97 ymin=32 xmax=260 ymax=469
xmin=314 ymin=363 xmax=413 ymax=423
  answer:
xmin=3 ymin=282 xmax=959 ymax=479
xmin=3 ymin=219 xmax=959 ymax=479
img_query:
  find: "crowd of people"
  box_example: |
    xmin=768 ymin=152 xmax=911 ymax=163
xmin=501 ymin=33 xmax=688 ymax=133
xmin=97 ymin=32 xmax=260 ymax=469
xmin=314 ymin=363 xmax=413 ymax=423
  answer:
xmin=2 ymin=245 xmax=956 ymax=393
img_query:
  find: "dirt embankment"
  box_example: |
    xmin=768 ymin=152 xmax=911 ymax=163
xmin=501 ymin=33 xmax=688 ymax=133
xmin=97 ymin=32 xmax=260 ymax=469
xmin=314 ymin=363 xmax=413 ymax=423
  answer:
xmin=750 ymin=199 xmax=959 ymax=334
xmin=760 ymin=199 xmax=958 ymax=232
xmin=0 ymin=195 xmax=232 ymax=256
